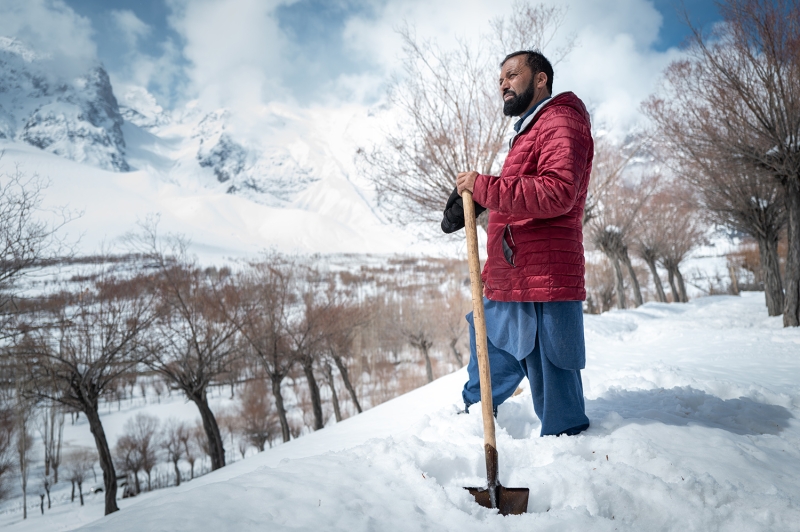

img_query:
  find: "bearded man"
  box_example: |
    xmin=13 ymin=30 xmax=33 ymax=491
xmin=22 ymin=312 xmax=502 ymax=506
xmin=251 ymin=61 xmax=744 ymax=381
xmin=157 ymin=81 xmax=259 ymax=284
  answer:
xmin=441 ymin=50 xmax=593 ymax=437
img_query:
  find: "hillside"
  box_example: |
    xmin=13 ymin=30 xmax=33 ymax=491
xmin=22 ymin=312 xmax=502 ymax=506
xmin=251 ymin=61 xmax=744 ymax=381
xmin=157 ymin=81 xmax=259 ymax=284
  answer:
xmin=2 ymin=292 xmax=798 ymax=531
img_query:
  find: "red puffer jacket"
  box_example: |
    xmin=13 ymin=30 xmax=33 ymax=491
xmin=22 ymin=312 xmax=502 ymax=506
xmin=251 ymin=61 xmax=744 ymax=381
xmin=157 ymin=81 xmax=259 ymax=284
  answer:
xmin=472 ymin=92 xmax=593 ymax=302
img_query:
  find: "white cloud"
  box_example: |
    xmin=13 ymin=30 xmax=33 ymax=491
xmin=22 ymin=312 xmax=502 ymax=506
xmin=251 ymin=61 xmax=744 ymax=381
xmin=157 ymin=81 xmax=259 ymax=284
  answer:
xmin=166 ymin=0 xmax=296 ymax=113
xmin=0 ymin=0 xmax=96 ymax=76
xmin=110 ymin=39 xmax=185 ymax=110
xmin=338 ymin=0 xmax=685 ymax=134
xmin=110 ymin=9 xmax=151 ymax=49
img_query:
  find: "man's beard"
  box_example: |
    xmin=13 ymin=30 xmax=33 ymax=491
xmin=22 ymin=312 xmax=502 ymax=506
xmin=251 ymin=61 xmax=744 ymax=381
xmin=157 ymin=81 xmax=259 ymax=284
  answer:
xmin=503 ymin=80 xmax=536 ymax=117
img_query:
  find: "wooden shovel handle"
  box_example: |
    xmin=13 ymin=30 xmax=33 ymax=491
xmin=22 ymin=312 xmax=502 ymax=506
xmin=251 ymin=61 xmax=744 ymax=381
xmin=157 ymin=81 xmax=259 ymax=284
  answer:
xmin=462 ymin=190 xmax=497 ymax=451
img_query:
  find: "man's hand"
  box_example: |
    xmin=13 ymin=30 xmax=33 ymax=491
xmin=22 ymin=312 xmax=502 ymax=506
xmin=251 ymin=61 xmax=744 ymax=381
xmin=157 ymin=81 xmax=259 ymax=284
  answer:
xmin=456 ymin=171 xmax=479 ymax=196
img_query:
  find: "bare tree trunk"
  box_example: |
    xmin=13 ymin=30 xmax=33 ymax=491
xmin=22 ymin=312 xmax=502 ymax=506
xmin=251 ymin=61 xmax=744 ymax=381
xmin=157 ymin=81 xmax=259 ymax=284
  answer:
xmin=332 ymin=354 xmax=362 ymax=414
xmin=784 ymin=180 xmax=800 ymax=327
xmin=674 ymin=266 xmax=688 ymax=303
xmin=190 ymin=393 xmax=225 ymax=471
xmin=83 ymin=406 xmax=118 ymax=515
xmin=449 ymin=338 xmax=464 ymax=366
xmin=667 ymin=266 xmax=680 ymax=303
xmin=324 ymin=363 xmax=342 ymax=423
xmin=78 ymin=480 xmax=84 ymax=506
xmin=756 ymin=232 xmax=785 ymax=316
xmin=621 ymin=248 xmax=643 ymax=306
xmin=173 ymin=459 xmax=181 ymax=487
xmin=302 ymin=360 xmax=324 ymax=431
xmin=52 ymin=412 xmax=63 ymax=483
xmin=133 ymin=471 xmax=141 ymax=494
xmin=644 ymin=256 xmax=667 ymax=302
xmin=70 ymin=480 xmax=75 ymax=502
xmin=728 ymin=262 xmax=740 ymax=295
xmin=612 ymin=257 xmax=627 ymax=309
xmin=270 ymin=376 xmax=291 ymax=443
xmin=18 ymin=421 xmax=27 ymax=520
xmin=422 ymin=345 xmax=434 ymax=383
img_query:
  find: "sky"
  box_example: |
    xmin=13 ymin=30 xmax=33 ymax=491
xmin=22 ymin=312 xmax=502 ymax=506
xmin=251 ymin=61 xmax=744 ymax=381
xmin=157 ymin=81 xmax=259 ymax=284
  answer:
xmin=0 ymin=0 xmax=723 ymax=133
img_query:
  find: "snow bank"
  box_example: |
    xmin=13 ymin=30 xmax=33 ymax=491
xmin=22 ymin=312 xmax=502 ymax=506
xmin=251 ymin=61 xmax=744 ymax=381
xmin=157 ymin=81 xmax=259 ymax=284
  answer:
xmin=52 ymin=292 xmax=800 ymax=532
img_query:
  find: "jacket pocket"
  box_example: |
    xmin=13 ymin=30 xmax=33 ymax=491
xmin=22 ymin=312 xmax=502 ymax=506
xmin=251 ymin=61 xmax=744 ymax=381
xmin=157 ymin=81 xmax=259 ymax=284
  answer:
xmin=502 ymin=225 xmax=516 ymax=267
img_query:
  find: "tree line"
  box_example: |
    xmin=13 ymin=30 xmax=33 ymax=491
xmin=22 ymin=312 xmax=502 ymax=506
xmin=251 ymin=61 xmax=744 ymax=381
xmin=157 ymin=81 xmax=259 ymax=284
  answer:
xmin=0 ymin=197 xmax=471 ymax=518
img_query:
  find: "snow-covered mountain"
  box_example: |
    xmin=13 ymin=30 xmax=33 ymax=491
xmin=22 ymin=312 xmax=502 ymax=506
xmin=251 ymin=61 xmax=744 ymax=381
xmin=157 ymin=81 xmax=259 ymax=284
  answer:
xmin=0 ymin=37 xmax=129 ymax=172
xmin=0 ymin=37 xmax=442 ymax=259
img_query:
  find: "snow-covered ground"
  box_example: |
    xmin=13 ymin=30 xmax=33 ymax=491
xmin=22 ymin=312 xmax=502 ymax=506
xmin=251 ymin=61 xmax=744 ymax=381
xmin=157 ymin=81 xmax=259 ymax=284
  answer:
xmin=2 ymin=291 xmax=798 ymax=531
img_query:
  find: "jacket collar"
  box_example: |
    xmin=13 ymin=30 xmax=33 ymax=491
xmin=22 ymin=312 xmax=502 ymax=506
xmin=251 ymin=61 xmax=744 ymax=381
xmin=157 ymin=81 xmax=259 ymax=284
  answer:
xmin=513 ymin=96 xmax=551 ymax=132
xmin=508 ymin=91 xmax=568 ymax=148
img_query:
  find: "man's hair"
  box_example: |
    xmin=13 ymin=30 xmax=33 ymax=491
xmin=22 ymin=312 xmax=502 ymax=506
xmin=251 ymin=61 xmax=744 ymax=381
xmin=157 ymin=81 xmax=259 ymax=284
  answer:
xmin=501 ymin=50 xmax=554 ymax=94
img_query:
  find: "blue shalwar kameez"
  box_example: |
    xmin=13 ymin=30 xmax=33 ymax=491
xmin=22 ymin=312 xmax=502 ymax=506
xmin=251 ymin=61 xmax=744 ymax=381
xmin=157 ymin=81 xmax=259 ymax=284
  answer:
xmin=462 ymin=299 xmax=590 ymax=436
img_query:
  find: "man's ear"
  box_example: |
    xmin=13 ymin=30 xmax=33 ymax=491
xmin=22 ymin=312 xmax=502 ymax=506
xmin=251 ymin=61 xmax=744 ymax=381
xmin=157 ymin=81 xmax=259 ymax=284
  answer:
xmin=536 ymin=71 xmax=548 ymax=90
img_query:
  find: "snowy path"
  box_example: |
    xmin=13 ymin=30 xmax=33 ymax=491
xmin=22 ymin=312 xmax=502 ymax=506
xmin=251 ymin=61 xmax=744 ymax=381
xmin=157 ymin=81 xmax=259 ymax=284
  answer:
xmin=8 ymin=292 xmax=800 ymax=531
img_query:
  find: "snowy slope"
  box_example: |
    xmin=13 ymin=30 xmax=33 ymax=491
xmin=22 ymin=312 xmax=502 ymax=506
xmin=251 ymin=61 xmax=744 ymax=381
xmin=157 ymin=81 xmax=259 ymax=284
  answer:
xmin=4 ymin=292 xmax=798 ymax=531
xmin=0 ymin=130 xmax=430 ymax=260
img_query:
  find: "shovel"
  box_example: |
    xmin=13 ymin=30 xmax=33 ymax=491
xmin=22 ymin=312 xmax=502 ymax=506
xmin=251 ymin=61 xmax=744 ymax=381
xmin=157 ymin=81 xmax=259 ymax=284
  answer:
xmin=462 ymin=190 xmax=530 ymax=516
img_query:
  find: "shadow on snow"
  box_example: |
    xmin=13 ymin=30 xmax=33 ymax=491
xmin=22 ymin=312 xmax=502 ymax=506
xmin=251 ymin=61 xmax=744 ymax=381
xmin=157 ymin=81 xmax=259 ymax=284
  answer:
xmin=586 ymin=386 xmax=792 ymax=436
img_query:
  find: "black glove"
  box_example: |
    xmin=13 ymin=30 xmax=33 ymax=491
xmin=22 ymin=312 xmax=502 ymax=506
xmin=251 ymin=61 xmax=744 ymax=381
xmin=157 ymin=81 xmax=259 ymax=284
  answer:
xmin=441 ymin=186 xmax=486 ymax=234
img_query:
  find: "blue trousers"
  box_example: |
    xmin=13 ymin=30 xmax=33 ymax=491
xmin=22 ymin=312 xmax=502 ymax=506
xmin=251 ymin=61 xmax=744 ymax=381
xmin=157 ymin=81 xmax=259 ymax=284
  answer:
xmin=462 ymin=302 xmax=590 ymax=437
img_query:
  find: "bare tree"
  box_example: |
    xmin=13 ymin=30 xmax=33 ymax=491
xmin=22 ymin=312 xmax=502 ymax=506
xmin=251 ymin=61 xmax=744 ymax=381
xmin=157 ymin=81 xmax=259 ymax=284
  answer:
xmin=40 ymin=471 xmax=52 ymax=510
xmin=632 ymin=198 xmax=670 ymax=303
xmin=399 ymin=292 xmax=440 ymax=383
xmin=120 ymin=413 xmax=159 ymax=492
xmin=321 ymin=363 xmax=342 ymax=423
xmin=233 ymin=256 xmax=298 ymax=442
xmin=585 ymin=257 xmax=617 ymax=313
xmin=161 ymin=419 xmax=187 ymax=486
xmin=649 ymin=139 xmax=787 ymax=313
xmin=584 ymin=135 xmax=644 ymax=227
xmin=238 ymin=379 xmax=279 ymax=451
xmin=588 ymin=176 xmax=656 ymax=309
xmin=655 ymin=188 xmax=707 ymax=302
xmin=38 ymin=401 xmax=65 ymax=483
xmin=585 ymin=136 xmax=656 ymax=308
xmin=319 ymin=297 xmax=366 ymax=415
xmin=437 ymin=289 xmax=471 ymax=368
xmin=644 ymin=0 xmax=800 ymax=325
xmin=115 ymin=434 xmax=141 ymax=495
xmin=288 ymin=286 xmax=329 ymax=431
xmin=361 ymin=2 xmax=574 ymax=224
xmin=0 ymin=164 xmax=74 ymax=338
xmin=134 ymin=228 xmax=241 ymax=472
xmin=65 ymin=448 xmax=95 ymax=506
xmin=177 ymin=424 xmax=198 ymax=480
xmin=14 ymin=274 xmax=156 ymax=515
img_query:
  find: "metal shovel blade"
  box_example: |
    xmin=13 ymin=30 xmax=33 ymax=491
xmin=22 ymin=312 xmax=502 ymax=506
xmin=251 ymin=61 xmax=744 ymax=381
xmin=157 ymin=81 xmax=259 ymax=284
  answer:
xmin=464 ymin=445 xmax=529 ymax=515
xmin=465 ymin=485 xmax=530 ymax=516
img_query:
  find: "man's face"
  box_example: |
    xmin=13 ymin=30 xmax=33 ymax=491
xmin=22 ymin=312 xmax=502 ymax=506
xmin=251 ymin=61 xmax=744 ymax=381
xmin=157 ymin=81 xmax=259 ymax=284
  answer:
xmin=499 ymin=55 xmax=547 ymax=117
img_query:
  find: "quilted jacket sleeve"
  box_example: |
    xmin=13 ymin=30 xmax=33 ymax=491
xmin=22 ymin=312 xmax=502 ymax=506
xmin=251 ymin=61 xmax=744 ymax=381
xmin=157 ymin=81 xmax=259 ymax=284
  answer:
xmin=472 ymin=107 xmax=591 ymax=219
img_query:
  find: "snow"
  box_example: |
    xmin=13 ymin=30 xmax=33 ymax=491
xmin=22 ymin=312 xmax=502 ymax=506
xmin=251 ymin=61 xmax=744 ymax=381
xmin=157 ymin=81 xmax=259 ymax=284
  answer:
xmin=4 ymin=292 xmax=798 ymax=531
xmin=0 ymin=140 xmax=436 ymax=261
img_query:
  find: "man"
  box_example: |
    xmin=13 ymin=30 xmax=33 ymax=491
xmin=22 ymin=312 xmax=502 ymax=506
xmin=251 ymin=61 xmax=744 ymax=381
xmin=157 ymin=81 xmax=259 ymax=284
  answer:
xmin=442 ymin=50 xmax=593 ymax=437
